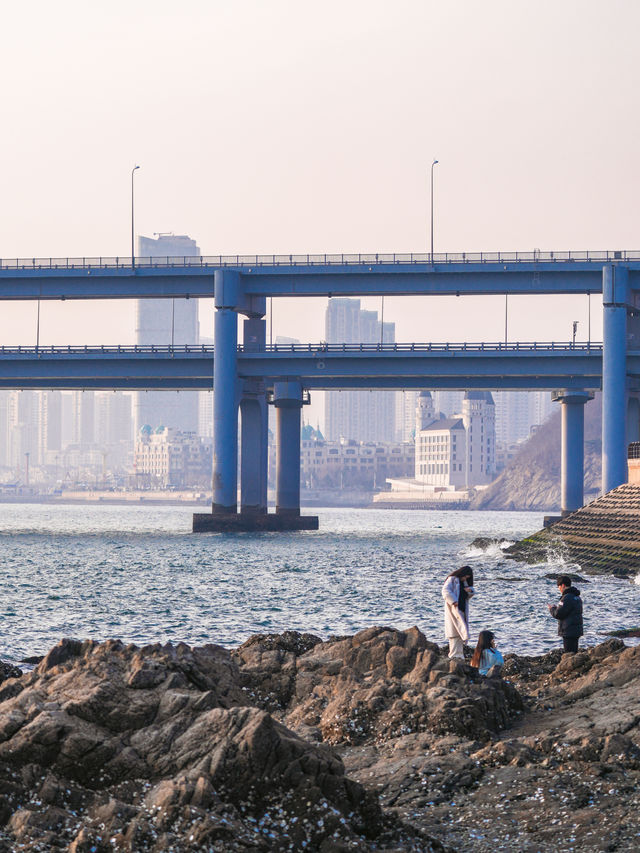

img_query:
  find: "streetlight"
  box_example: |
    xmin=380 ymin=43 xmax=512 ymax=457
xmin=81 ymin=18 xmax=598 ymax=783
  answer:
xmin=131 ymin=165 xmax=140 ymax=269
xmin=430 ymin=158 xmax=439 ymax=261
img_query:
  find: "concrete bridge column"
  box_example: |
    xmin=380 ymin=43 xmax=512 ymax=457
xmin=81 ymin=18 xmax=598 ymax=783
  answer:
xmin=212 ymin=270 xmax=240 ymax=514
xmin=552 ymin=390 xmax=593 ymax=515
xmin=602 ymin=264 xmax=630 ymax=494
xmin=240 ymin=317 xmax=268 ymax=515
xmin=273 ymin=381 xmax=306 ymax=516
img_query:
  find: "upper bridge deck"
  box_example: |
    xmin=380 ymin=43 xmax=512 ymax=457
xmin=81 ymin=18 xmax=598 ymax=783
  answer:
xmin=0 ymin=250 xmax=639 ymax=299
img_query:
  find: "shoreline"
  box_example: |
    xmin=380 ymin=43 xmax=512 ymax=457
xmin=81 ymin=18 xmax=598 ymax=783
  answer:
xmin=0 ymin=628 xmax=638 ymax=851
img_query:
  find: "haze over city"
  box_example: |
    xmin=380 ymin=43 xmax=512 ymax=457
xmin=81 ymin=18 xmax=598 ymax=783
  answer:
xmin=3 ymin=0 xmax=633 ymax=414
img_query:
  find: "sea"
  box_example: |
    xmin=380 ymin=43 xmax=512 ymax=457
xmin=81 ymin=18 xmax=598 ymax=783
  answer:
xmin=1 ymin=504 xmax=638 ymax=664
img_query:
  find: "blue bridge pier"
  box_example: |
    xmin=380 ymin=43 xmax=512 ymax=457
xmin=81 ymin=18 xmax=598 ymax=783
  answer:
xmin=552 ymin=390 xmax=594 ymax=515
xmin=193 ymin=270 xmax=318 ymax=532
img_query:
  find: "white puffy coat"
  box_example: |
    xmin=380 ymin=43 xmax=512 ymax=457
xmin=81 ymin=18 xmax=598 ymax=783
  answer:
xmin=442 ymin=575 xmax=475 ymax=642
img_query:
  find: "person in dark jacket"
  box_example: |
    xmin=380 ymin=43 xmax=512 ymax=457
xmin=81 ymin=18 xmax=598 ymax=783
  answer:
xmin=548 ymin=575 xmax=584 ymax=652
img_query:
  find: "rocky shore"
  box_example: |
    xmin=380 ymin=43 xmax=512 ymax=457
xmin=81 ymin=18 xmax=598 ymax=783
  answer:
xmin=0 ymin=629 xmax=638 ymax=852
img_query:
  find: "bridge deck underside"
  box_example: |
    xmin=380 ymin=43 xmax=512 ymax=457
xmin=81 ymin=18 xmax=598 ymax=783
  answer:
xmin=0 ymin=346 xmax=635 ymax=390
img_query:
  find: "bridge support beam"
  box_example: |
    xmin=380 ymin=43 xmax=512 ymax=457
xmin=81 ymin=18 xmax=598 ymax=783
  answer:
xmin=552 ymin=390 xmax=594 ymax=515
xmin=240 ymin=389 xmax=268 ymax=515
xmin=240 ymin=317 xmax=268 ymax=515
xmin=211 ymin=271 xmax=240 ymax=514
xmin=194 ymin=284 xmax=317 ymax=531
xmin=602 ymin=264 xmax=629 ymax=494
xmin=274 ymin=381 xmax=305 ymax=516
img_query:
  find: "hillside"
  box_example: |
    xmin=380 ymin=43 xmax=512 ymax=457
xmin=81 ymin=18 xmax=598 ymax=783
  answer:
xmin=473 ymin=395 xmax=602 ymax=512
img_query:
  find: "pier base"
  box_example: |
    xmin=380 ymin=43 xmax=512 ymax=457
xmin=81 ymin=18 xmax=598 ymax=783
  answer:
xmin=192 ymin=512 xmax=319 ymax=533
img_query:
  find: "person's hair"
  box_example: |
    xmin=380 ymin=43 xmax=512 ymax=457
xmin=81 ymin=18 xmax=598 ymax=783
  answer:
xmin=471 ymin=630 xmax=495 ymax=668
xmin=557 ymin=575 xmax=572 ymax=589
xmin=447 ymin=565 xmax=474 ymax=586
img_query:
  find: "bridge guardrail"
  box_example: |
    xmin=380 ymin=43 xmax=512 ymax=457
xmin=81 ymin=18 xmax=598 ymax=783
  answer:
xmin=0 ymin=251 xmax=635 ymax=270
xmin=0 ymin=342 xmax=604 ymax=355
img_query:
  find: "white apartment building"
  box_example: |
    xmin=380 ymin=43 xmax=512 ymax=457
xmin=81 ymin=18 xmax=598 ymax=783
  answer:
xmin=415 ymin=418 xmax=467 ymax=487
xmin=134 ymin=426 xmax=212 ymax=488
xmin=414 ymin=391 xmax=496 ymax=489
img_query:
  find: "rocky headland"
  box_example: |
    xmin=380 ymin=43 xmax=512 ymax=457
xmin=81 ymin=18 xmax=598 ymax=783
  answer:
xmin=472 ymin=395 xmax=602 ymax=512
xmin=0 ymin=628 xmax=639 ymax=852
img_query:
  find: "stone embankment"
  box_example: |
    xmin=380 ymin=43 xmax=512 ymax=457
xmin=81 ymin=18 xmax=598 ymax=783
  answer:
xmin=0 ymin=628 xmax=638 ymax=851
xmin=504 ymin=483 xmax=640 ymax=576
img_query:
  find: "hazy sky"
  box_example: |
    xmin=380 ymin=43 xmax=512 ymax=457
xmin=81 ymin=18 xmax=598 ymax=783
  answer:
xmin=1 ymin=0 xmax=636 ymax=425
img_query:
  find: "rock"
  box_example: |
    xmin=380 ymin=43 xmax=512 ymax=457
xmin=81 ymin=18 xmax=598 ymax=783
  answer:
xmin=470 ymin=536 xmax=511 ymax=550
xmin=284 ymin=626 xmax=523 ymax=745
xmin=1 ymin=631 xmax=639 ymax=851
xmin=0 ymin=660 xmax=22 ymax=684
xmin=601 ymin=626 xmax=640 ymax=638
xmin=544 ymin=572 xmax=590 ymax=582
xmin=0 ymin=634 xmax=442 ymax=852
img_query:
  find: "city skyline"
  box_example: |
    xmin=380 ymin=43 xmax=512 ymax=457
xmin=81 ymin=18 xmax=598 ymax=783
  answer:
xmin=0 ymin=1 xmax=622 ymax=364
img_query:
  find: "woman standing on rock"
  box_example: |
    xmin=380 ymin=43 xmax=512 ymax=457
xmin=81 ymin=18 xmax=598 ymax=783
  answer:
xmin=442 ymin=566 xmax=475 ymax=660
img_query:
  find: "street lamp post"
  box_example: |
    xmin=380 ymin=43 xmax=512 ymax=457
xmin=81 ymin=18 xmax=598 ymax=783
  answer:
xmin=131 ymin=165 xmax=140 ymax=269
xmin=430 ymin=158 xmax=439 ymax=261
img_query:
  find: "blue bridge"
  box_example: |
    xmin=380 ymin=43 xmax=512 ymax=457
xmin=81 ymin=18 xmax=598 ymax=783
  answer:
xmin=1 ymin=252 xmax=639 ymax=529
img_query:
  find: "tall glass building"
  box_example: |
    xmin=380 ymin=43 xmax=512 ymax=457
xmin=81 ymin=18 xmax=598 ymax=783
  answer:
xmin=135 ymin=234 xmax=200 ymax=435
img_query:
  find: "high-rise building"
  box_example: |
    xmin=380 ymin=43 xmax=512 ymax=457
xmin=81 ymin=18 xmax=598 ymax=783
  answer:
xmin=94 ymin=392 xmax=134 ymax=470
xmin=434 ymin=391 xmax=465 ymax=419
xmin=494 ymin=390 xmax=554 ymax=446
xmin=72 ymin=390 xmax=95 ymax=448
xmin=8 ymin=391 xmax=39 ymax=476
xmin=395 ymin=390 xmax=419 ymax=442
xmin=38 ymin=391 xmax=62 ymax=464
xmin=135 ymin=234 xmax=200 ymax=435
xmin=0 ymin=391 xmax=10 ymax=468
xmin=324 ymin=298 xmax=396 ymax=442
xmin=530 ymin=391 xmax=553 ymax=429
xmin=463 ymin=391 xmax=496 ymax=486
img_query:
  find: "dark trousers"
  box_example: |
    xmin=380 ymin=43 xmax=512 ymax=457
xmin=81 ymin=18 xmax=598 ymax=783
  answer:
xmin=562 ymin=636 xmax=579 ymax=653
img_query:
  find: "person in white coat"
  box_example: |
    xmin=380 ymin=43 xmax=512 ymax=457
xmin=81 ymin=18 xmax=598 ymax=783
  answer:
xmin=441 ymin=566 xmax=475 ymax=659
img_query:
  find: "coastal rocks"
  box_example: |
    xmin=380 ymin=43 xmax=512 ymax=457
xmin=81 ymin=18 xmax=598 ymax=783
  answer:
xmin=232 ymin=630 xmax=322 ymax=712
xmin=544 ymin=572 xmax=589 ymax=583
xmin=0 ymin=631 xmax=639 ymax=851
xmin=0 ymin=636 xmax=442 ymax=852
xmin=469 ymin=537 xmax=511 ymax=551
xmin=602 ymin=626 xmax=640 ymax=638
xmin=0 ymin=660 xmax=22 ymax=685
xmin=282 ymin=627 xmax=523 ymax=745
xmin=341 ymin=638 xmax=640 ymax=852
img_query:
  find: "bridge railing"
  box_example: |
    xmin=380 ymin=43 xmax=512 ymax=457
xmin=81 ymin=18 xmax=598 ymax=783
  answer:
xmin=0 ymin=342 xmax=604 ymax=355
xmin=0 ymin=251 xmax=636 ymax=270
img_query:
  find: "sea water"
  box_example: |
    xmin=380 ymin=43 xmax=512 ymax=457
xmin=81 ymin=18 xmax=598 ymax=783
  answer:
xmin=0 ymin=504 xmax=637 ymax=662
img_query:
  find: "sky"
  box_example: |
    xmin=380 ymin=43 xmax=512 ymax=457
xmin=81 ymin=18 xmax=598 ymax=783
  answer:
xmin=1 ymin=0 xmax=637 ymax=427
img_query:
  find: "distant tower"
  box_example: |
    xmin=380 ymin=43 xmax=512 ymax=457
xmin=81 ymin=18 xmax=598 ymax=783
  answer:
xmin=135 ymin=234 xmax=200 ymax=435
xmin=415 ymin=391 xmax=437 ymax=432
xmin=462 ymin=391 xmax=496 ymax=486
